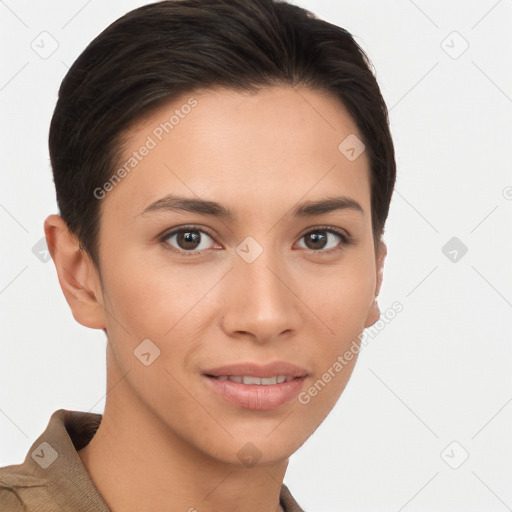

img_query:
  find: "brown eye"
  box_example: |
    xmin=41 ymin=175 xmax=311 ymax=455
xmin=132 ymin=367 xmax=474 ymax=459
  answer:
xmin=163 ymin=228 xmax=215 ymax=253
xmin=303 ymin=231 xmax=328 ymax=250
xmin=297 ymin=229 xmax=349 ymax=252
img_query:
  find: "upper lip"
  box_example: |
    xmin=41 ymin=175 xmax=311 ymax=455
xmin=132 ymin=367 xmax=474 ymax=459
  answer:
xmin=203 ymin=361 xmax=308 ymax=378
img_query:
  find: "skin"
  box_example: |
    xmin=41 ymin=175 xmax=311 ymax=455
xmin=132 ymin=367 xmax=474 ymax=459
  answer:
xmin=44 ymin=85 xmax=387 ymax=512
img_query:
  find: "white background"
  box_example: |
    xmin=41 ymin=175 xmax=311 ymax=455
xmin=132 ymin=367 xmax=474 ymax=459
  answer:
xmin=1 ymin=1 xmax=511 ymax=511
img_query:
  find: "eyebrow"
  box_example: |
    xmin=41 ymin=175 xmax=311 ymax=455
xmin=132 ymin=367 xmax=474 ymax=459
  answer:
xmin=139 ymin=193 xmax=364 ymax=220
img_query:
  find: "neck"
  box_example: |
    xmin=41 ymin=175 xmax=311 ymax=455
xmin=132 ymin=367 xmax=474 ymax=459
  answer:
xmin=77 ymin=344 xmax=288 ymax=512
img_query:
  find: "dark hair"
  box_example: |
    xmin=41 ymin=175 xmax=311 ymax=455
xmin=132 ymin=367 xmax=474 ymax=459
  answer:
xmin=49 ymin=0 xmax=396 ymax=269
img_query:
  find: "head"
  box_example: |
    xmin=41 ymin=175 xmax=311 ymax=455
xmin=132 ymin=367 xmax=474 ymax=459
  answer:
xmin=45 ymin=0 xmax=396 ymax=465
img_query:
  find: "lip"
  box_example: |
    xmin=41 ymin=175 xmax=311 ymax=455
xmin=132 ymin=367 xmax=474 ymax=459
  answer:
xmin=202 ymin=361 xmax=308 ymax=411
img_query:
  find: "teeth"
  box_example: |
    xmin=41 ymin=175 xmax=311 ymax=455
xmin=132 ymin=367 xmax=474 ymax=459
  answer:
xmin=243 ymin=376 xmax=263 ymax=385
xmin=214 ymin=375 xmax=292 ymax=385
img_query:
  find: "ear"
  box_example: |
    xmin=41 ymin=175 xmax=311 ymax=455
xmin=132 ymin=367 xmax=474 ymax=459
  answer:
xmin=364 ymin=241 xmax=387 ymax=328
xmin=44 ymin=214 xmax=106 ymax=330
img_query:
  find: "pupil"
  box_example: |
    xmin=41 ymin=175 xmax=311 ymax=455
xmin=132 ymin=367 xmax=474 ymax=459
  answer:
xmin=306 ymin=232 xmax=326 ymax=250
xmin=178 ymin=230 xmax=200 ymax=249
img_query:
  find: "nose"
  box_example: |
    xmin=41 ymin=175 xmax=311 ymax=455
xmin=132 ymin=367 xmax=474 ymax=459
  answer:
xmin=220 ymin=244 xmax=303 ymax=345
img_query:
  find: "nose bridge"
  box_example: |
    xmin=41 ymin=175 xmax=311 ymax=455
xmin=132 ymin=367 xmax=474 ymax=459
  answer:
xmin=235 ymin=235 xmax=288 ymax=305
xmin=222 ymin=235 xmax=299 ymax=340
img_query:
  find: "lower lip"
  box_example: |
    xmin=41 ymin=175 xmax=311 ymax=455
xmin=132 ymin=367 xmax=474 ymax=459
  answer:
xmin=203 ymin=376 xmax=306 ymax=410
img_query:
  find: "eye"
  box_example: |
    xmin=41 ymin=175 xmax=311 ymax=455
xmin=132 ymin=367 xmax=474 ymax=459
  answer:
xmin=296 ymin=227 xmax=351 ymax=253
xmin=161 ymin=226 xmax=218 ymax=255
xmin=160 ymin=225 xmax=352 ymax=257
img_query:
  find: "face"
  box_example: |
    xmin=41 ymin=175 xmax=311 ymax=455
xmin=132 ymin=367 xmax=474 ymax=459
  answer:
xmin=68 ymin=86 xmax=385 ymax=465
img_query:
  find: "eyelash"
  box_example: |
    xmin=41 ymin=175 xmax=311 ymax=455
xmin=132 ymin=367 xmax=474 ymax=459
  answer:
xmin=159 ymin=224 xmax=353 ymax=257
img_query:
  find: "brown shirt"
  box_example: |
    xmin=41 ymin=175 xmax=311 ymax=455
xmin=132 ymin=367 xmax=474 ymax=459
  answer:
xmin=0 ymin=409 xmax=305 ymax=512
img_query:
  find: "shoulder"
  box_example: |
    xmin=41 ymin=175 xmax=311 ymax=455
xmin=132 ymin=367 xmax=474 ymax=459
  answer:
xmin=0 ymin=462 xmax=55 ymax=511
xmin=280 ymin=483 xmax=306 ymax=512
xmin=0 ymin=408 xmax=105 ymax=512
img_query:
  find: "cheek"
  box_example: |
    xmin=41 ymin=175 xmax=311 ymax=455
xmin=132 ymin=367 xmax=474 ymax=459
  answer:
xmin=303 ymin=251 xmax=376 ymax=381
xmin=310 ymin=254 xmax=376 ymax=333
xmin=299 ymin=273 xmax=373 ymax=419
xmin=99 ymin=244 xmax=220 ymax=338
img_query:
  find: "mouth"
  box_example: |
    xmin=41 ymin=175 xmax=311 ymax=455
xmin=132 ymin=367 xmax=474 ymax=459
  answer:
xmin=207 ymin=375 xmax=296 ymax=385
xmin=202 ymin=362 xmax=308 ymax=410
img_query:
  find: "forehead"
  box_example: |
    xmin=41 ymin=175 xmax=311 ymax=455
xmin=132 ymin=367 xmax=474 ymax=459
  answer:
xmin=102 ymin=85 xmax=371 ymax=222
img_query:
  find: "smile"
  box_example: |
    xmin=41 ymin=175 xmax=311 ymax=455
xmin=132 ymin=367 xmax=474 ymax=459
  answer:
xmin=212 ymin=375 xmax=295 ymax=385
xmin=202 ymin=361 xmax=308 ymax=410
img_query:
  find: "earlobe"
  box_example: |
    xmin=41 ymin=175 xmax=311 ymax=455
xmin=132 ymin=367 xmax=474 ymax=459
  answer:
xmin=364 ymin=241 xmax=387 ymax=328
xmin=364 ymin=300 xmax=381 ymax=328
xmin=44 ymin=214 xmax=106 ymax=330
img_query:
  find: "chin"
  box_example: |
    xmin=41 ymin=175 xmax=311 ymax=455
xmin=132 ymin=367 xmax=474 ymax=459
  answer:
xmin=195 ymin=429 xmax=305 ymax=467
